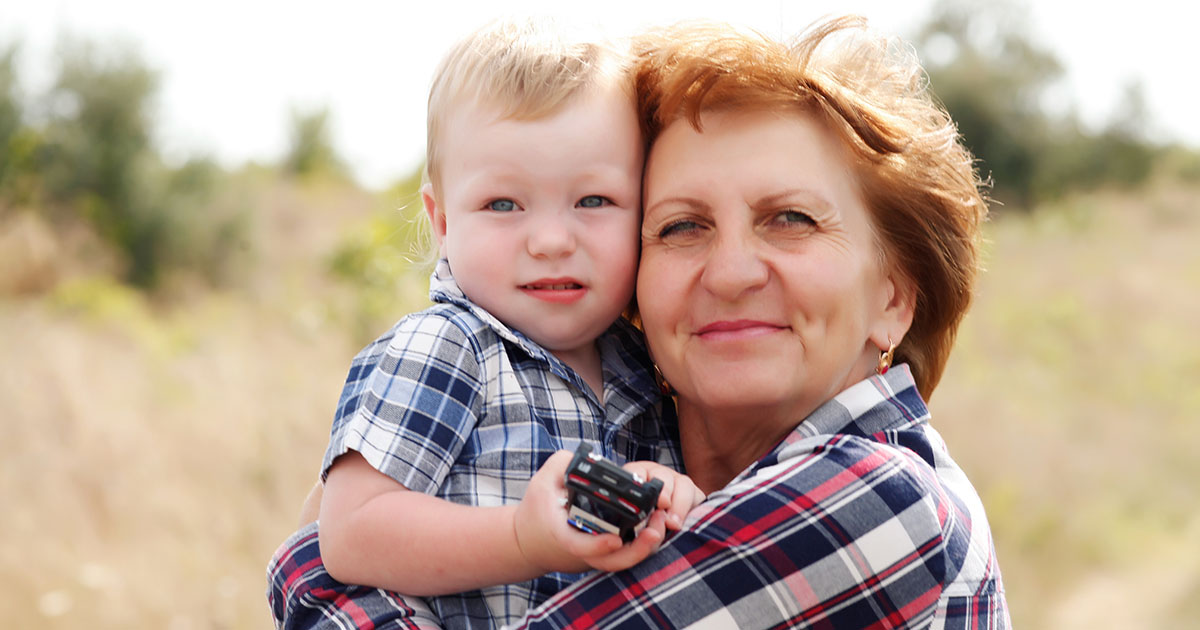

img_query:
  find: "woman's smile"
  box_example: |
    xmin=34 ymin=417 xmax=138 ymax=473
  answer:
xmin=694 ymin=319 xmax=788 ymax=341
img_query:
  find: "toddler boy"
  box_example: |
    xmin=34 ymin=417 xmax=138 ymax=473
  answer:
xmin=302 ymin=19 xmax=698 ymax=630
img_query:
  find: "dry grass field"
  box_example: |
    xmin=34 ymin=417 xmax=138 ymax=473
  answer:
xmin=1 ymin=178 xmax=1197 ymax=628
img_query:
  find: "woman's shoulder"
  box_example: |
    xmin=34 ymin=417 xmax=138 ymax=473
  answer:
xmin=714 ymin=430 xmax=1003 ymax=605
xmin=726 ymin=432 xmax=950 ymax=526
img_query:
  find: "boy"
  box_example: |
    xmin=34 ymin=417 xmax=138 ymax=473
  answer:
xmin=307 ymin=19 xmax=699 ymax=630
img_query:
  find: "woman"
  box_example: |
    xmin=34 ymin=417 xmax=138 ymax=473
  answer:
xmin=271 ymin=16 xmax=1008 ymax=628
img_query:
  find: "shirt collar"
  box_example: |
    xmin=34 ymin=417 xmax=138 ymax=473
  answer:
xmin=738 ymin=364 xmax=929 ymax=478
xmin=427 ymin=259 xmax=660 ymax=411
xmin=792 ymin=364 xmax=930 ymax=441
xmin=429 ymin=258 xmax=533 ymax=352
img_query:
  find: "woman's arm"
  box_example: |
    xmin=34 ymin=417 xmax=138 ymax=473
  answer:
xmin=267 ymin=522 xmax=445 ymax=630
xmin=505 ymin=436 xmax=961 ymax=629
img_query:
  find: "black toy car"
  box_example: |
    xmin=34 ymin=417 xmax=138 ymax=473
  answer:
xmin=564 ymin=443 xmax=663 ymax=543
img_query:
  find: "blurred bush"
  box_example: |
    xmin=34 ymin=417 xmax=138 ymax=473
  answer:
xmin=916 ymin=0 xmax=1185 ymax=209
xmin=327 ymin=167 xmax=431 ymax=341
xmin=0 ymin=36 xmax=251 ymax=291
xmin=283 ymin=106 xmax=349 ymax=182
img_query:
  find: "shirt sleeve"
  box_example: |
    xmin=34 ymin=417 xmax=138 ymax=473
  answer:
xmin=322 ymin=310 xmax=485 ymax=494
xmin=505 ymin=435 xmax=952 ymax=629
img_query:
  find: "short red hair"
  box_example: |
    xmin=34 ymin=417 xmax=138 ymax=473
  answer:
xmin=634 ymin=16 xmax=988 ymax=398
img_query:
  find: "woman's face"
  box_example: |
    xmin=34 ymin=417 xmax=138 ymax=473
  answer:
xmin=638 ymin=109 xmax=912 ymax=420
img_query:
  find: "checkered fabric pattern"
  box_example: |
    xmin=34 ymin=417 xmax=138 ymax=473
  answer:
xmin=299 ymin=260 xmax=680 ymax=630
xmin=268 ymin=363 xmax=1007 ymax=629
xmin=508 ymin=364 xmax=1009 ymax=629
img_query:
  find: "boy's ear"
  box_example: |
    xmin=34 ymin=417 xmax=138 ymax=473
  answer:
xmin=421 ymin=183 xmax=448 ymax=249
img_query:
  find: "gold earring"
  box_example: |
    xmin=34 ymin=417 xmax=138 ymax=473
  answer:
xmin=653 ymin=364 xmax=674 ymax=395
xmin=876 ymin=337 xmax=897 ymax=375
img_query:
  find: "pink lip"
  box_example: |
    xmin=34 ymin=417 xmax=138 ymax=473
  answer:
xmin=695 ymin=319 xmax=786 ymax=340
xmin=520 ymin=277 xmax=586 ymax=304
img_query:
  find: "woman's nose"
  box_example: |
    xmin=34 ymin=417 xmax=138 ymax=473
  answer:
xmin=699 ymin=228 xmax=769 ymax=300
xmin=526 ymin=213 xmax=577 ymax=259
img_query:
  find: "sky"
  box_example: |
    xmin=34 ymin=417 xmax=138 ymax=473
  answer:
xmin=2 ymin=0 xmax=1197 ymax=189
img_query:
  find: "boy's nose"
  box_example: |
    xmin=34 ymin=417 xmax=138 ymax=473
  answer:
xmin=526 ymin=215 xmax=576 ymax=258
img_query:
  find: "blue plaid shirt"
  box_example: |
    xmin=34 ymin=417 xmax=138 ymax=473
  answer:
xmin=269 ymin=364 xmax=1007 ymax=629
xmin=317 ymin=260 xmax=681 ymax=629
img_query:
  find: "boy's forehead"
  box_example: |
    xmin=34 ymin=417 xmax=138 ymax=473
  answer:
xmin=430 ymin=86 xmax=643 ymax=194
xmin=449 ymin=76 xmax=635 ymax=124
xmin=440 ymin=84 xmax=639 ymax=147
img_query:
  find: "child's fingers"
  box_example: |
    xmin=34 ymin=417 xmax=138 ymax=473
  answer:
xmin=623 ymin=461 xmax=676 ymax=510
xmin=583 ymin=511 xmax=667 ymax=572
xmin=664 ymin=477 xmax=705 ymax=530
xmin=558 ymin=526 xmax=623 ymax=559
xmin=655 ymin=474 xmax=675 ymax=510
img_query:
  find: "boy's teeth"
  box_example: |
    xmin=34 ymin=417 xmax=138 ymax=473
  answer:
xmin=526 ymin=283 xmax=580 ymax=290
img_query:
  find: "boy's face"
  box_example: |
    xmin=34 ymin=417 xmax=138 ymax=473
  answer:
xmin=425 ymin=86 xmax=643 ymax=368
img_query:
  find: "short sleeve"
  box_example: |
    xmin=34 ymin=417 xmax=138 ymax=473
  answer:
xmin=322 ymin=310 xmax=486 ymax=495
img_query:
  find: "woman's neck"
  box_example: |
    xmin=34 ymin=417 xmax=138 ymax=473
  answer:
xmin=676 ymin=402 xmax=799 ymax=495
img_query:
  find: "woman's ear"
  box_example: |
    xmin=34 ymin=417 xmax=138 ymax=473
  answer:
xmin=870 ymin=269 xmax=916 ymax=351
xmin=421 ymin=183 xmax=447 ymax=250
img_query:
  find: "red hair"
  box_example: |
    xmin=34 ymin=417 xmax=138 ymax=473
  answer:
xmin=634 ymin=16 xmax=988 ymax=398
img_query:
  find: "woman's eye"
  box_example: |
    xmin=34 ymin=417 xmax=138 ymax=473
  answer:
xmin=577 ymin=195 xmax=610 ymax=208
xmin=772 ymin=209 xmax=815 ymax=227
xmin=486 ymin=199 xmax=517 ymax=212
xmin=658 ymin=219 xmax=702 ymax=239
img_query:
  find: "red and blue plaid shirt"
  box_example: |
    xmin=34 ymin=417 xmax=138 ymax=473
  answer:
xmin=296 ymin=260 xmax=680 ymax=629
xmin=268 ymin=364 xmax=1008 ymax=629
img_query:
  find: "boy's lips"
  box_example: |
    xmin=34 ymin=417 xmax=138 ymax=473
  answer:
xmin=520 ymin=278 xmax=586 ymax=304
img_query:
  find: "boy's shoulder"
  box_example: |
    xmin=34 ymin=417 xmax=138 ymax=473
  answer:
xmin=351 ymin=302 xmax=498 ymax=368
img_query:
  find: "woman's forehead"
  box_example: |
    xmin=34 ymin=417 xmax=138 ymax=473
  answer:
xmin=644 ymin=109 xmax=858 ymax=201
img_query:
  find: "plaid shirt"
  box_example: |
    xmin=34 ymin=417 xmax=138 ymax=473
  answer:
xmin=270 ymin=364 xmax=1008 ymax=629
xmin=301 ymin=260 xmax=680 ymax=630
xmin=509 ymin=364 xmax=1008 ymax=629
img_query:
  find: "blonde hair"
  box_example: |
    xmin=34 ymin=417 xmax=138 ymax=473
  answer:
xmin=635 ymin=16 xmax=988 ymax=398
xmin=425 ymin=18 xmax=633 ymax=188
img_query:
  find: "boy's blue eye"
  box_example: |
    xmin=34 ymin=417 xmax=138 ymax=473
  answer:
xmin=487 ymin=199 xmax=516 ymax=212
xmin=577 ymin=195 xmax=609 ymax=208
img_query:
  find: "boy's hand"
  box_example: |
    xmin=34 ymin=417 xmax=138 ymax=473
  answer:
xmin=513 ymin=450 xmax=669 ymax=575
xmin=621 ymin=461 xmax=706 ymax=530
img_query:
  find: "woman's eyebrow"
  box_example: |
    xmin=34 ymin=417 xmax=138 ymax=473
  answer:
xmin=644 ymin=195 xmax=709 ymax=215
xmin=755 ymin=188 xmax=834 ymax=212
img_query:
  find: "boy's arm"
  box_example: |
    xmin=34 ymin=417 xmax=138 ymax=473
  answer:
xmin=320 ymin=451 xmax=672 ymax=596
xmin=320 ymin=451 xmax=537 ymax=595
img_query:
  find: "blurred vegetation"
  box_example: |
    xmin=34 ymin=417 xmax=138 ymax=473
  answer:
xmin=1 ymin=4 xmax=1199 ymax=628
xmin=1 ymin=1 xmax=1196 ymax=296
xmin=916 ymin=0 xmax=1192 ymax=209
xmin=283 ymin=106 xmax=349 ymax=181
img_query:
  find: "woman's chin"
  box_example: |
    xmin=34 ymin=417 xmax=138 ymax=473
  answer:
xmin=680 ymin=374 xmax=807 ymax=417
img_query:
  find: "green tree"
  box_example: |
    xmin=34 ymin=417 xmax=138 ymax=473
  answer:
xmin=0 ymin=44 xmax=38 ymax=205
xmin=283 ymin=106 xmax=346 ymax=180
xmin=915 ymin=0 xmax=1064 ymax=208
xmin=29 ymin=36 xmax=249 ymax=289
xmin=0 ymin=46 xmax=19 ymax=188
xmin=915 ymin=0 xmax=1166 ymax=207
xmin=36 ymin=37 xmax=166 ymax=284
